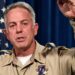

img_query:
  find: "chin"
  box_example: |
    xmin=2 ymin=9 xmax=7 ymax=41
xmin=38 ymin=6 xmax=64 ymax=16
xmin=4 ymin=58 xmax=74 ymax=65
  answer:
xmin=16 ymin=44 xmax=28 ymax=48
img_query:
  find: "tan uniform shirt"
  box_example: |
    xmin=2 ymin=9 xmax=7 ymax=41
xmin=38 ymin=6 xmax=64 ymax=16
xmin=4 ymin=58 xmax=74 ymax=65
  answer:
xmin=59 ymin=48 xmax=75 ymax=75
xmin=0 ymin=42 xmax=60 ymax=75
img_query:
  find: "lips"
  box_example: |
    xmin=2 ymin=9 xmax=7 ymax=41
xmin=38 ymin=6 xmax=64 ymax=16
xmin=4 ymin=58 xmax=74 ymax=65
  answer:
xmin=16 ymin=37 xmax=25 ymax=42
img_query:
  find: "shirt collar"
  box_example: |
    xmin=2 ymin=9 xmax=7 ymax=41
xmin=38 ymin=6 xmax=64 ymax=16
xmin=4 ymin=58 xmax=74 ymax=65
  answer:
xmin=32 ymin=41 xmax=45 ymax=64
xmin=1 ymin=41 xmax=45 ymax=66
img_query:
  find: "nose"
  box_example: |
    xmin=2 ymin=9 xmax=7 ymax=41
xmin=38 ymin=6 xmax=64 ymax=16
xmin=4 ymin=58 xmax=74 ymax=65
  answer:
xmin=16 ymin=24 xmax=22 ymax=33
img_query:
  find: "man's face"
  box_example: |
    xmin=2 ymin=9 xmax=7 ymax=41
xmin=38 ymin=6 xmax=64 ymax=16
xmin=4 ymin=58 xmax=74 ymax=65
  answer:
xmin=57 ymin=0 xmax=75 ymax=18
xmin=4 ymin=7 xmax=38 ymax=50
xmin=70 ymin=0 xmax=75 ymax=4
xmin=70 ymin=0 xmax=75 ymax=14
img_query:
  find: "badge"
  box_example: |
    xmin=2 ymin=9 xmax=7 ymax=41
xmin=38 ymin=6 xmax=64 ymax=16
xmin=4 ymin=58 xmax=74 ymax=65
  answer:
xmin=37 ymin=65 xmax=48 ymax=75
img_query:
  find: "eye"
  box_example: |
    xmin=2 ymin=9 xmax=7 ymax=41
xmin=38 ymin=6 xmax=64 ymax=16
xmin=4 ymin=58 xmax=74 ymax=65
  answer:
xmin=9 ymin=24 xmax=15 ymax=27
xmin=21 ymin=20 xmax=29 ymax=26
xmin=8 ymin=22 xmax=16 ymax=28
xmin=22 ymin=21 xmax=28 ymax=26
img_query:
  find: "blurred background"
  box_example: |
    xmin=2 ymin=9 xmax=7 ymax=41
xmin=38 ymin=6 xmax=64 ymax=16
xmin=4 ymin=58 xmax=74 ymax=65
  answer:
xmin=0 ymin=0 xmax=75 ymax=50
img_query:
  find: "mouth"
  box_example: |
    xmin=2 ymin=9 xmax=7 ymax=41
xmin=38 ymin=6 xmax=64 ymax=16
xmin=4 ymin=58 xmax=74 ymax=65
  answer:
xmin=16 ymin=37 xmax=25 ymax=42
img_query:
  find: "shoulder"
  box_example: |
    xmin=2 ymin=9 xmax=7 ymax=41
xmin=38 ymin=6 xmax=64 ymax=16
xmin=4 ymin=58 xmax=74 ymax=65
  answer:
xmin=41 ymin=42 xmax=57 ymax=56
xmin=41 ymin=42 xmax=75 ymax=57
xmin=0 ymin=50 xmax=11 ymax=55
xmin=0 ymin=50 xmax=12 ymax=65
xmin=0 ymin=53 xmax=9 ymax=60
xmin=36 ymin=41 xmax=45 ymax=52
xmin=57 ymin=46 xmax=75 ymax=57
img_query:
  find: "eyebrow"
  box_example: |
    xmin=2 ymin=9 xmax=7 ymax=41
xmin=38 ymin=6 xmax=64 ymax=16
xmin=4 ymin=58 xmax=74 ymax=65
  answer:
xmin=8 ymin=22 xmax=16 ymax=25
xmin=21 ymin=19 xmax=29 ymax=22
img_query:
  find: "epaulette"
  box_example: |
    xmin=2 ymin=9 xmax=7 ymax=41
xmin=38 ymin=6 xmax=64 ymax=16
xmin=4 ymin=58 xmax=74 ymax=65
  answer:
xmin=57 ymin=46 xmax=75 ymax=56
xmin=69 ymin=48 xmax=75 ymax=57
xmin=0 ymin=50 xmax=11 ymax=55
xmin=57 ymin=46 xmax=69 ymax=55
xmin=42 ymin=42 xmax=56 ymax=57
xmin=42 ymin=42 xmax=75 ymax=57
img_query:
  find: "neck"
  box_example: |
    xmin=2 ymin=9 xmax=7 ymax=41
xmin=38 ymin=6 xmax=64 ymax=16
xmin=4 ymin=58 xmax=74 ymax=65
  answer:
xmin=14 ymin=41 xmax=36 ymax=57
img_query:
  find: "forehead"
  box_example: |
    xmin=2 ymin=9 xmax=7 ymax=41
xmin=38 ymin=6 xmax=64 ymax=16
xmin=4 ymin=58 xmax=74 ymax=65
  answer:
xmin=5 ymin=7 xmax=32 ymax=20
xmin=7 ymin=7 xmax=30 ymax=14
xmin=5 ymin=7 xmax=33 ymax=24
xmin=6 ymin=4 xmax=32 ymax=14
xmin=70 ymin=0 xmax=75 ymax=3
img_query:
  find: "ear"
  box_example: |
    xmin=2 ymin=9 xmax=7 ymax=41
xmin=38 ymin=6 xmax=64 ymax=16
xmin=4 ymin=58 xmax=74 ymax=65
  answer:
xmin=57 ymin=0 xmax=69 ymax=14
xmin=34 ymin=23 xmax=39 ymax=36
xmin=2 ymin=29 xmax=9 ymax=39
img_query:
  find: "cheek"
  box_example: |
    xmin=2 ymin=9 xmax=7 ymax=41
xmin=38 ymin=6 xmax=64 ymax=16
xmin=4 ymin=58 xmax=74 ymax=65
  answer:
xmin=25 ymin=28 xmax=35 ymax=39
xmin=7 ymin=31 xmax=16 ymax=41
xmin=25 ymin=26 xmax=34 ymax=34
xmin=27 ymin=29 xmax=34 ymax=36
xmin=8 ymin=34 xmax=15 ymax=41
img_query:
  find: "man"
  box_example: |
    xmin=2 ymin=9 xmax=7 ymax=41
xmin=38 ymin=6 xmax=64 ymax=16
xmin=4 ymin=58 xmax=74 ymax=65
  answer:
xmin=57 ymin=0 xmax=75 ymax=75
xmin=57 ymin=0 xmax=75 ymax=37
xmin=57 ymin=0 xmax=75 ymax=18
xmin=0 ymin=1 xmax=60 ymax=75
